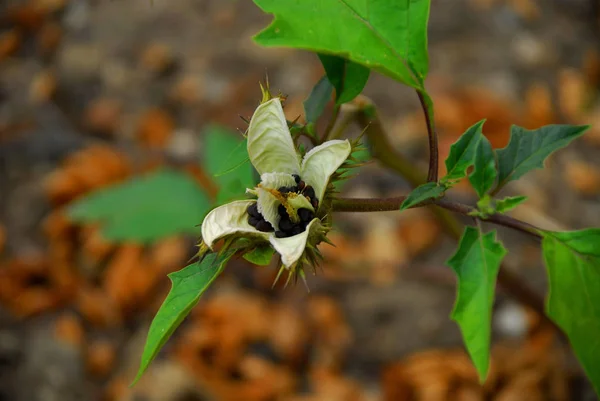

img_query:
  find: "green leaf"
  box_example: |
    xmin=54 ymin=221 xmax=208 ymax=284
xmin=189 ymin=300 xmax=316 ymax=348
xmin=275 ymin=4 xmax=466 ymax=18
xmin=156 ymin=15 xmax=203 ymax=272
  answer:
xmin=243 ymin=246 xmax=275 ymax=266
xmin=542 ymin=229 xmax=600 ymax=396
xmin=303 ymin=75 xmax=334 ymax=123
xmin=469 ymin=134 xmax=496 ymax=198
xmin=494 ymin=124 xmax=589 ymax=193
xmin=447 ymin=226 xmax=507 ymax=382
xmin=203 ymin=125 xmax=256 ymax=205
xmin=253 ymin=0 xmax=431 ymax=90
xmin=318 ymin=54 xmax=370 ymax=105
xmin=494 ymin=195 xmax=527 ymax=213
xmin=399 ymin=182 xmax=445 ymax=211
xmin=442 ymin=120 xmax=485 ymax=185
xmin=68 ymin=169 xmax=210 ymax=243
xmin=132 ymin=251 xmax=235 ymax=385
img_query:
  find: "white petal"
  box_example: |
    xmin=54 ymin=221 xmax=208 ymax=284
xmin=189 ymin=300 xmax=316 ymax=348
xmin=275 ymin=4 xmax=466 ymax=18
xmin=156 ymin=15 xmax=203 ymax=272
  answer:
xmin=256 ymin=172 xmax=296 ymax=229
xmin=201 ymin=200 xmax=268 ymax=249
xmin=269 ymin=218 xmax=320 ymax=268
xmin=247 ymin=98 xmax=301 ymax=175
xmin=301 ymin=139 xmax=352 ymax=204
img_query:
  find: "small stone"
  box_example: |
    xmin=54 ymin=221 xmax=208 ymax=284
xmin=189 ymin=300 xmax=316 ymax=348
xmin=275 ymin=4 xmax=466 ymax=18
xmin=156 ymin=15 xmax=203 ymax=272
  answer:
xmin=37 ymin=22 xmax=62 ymax=57
xmin=0 ymin=29 xmax=21 ymax=61
xmin=135 ymin=108 xmax=174 ymax=149
xmin=29 ymin=70 xmax=56 ymax=103
xmin=140 ymin=42 xmax=177 ymax=76
xmin=86 ymin=340 xmax=117 ymax=378
xmin=83 ymin=97 xmax=121 ymax=136
xmin=256 ymin=220 xmax=273 ymax=232
xmin=0 ymin=224 xmax=5 ymax=255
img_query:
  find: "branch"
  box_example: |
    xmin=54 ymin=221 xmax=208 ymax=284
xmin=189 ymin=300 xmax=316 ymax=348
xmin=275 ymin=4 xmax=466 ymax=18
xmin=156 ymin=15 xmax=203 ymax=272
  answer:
xmin=322 ymin=104 xmax=341 ymax=143
xmin=347 ymin=97 xmax=555 ymax=331
xmin=417 ymin=90 xmax=439 ymax=182
xmin=332 ymin=197 xmax=542 ymax=239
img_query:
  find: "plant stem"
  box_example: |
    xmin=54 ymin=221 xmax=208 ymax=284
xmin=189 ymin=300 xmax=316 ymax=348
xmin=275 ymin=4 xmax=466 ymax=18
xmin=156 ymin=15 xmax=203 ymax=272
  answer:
xmin=417 ymin=90 xmax=439 ymax=182
xmin=322 ymin=104 xmax=341 ymax=143
xmin=348 ymin=96 xmax=554 ymax=330
xmin=328 ymin=109 xmax=356 ymax=140
xmin=331 ymin=197 xmax=542 ymax=239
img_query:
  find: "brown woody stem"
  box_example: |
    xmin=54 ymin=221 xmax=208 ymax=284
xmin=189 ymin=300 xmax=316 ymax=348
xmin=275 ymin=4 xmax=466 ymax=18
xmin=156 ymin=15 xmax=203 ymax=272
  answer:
xmin=417 ymin=90 xmax=439 ymax=182
xmin=331 ymin=197 xmax=542 ymax=239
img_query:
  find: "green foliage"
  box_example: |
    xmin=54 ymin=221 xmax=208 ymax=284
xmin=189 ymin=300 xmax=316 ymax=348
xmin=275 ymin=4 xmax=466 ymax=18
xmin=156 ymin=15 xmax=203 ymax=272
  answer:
xmin=318 ymin=54 xmax=370 ymax=104
xmin=399 ymin=182 xmax=445 ymax=210
xmin=469 ymin=135 xmax=496 ymax=198
xmin=447 ymin=226 xmax=506 ymax=381
xmin=68 ymin=169 xmax=211 ymax=243
xmin=494 ymin=124 xmax=589 ymax=194
xmin=133 ymin=251 xmax=235 ymax=385
xmin=542 ymin=229 xmax=600 ymax=395
xmin=243 ymin=245 xmax=275 ymax=266
xmin=203 ymin=125 xmax=256 ymax=205
xmin=304 ymin=75 xmax=334 ymax=124
xmin=494 ymin=195 xmax=527 ymax=213
xmin=442 ymin=120 xmax=485 ymax=185
xmin=253 ymin=0 xmax=431 ymax=90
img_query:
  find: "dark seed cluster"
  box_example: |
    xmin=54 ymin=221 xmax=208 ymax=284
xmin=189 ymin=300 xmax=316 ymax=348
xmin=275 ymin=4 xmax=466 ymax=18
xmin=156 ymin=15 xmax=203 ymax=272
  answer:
xmin=246 ymin=174 xmax=318 ymax=238
xmin=274 ymin=203 xmax=314 ymax=238
xmin=246 ymin=203 xmax=274 ymax=232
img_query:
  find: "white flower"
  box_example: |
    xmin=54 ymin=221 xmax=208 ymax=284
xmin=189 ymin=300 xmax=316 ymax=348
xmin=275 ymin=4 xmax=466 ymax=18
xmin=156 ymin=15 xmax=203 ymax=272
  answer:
xmin=201 ymin=94 xmax=351 ymax=270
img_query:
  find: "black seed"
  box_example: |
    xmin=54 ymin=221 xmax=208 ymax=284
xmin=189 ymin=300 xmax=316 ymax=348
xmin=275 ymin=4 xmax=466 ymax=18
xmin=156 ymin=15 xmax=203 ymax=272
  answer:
xmin=297 ymin=180 xmax=306 ymax=191
xmin=248 ymin=216 xmax=260 ymax=227
xmin=292 ymin=174 xmax=301 ymax=184
xmin=275 ymin=231 xmax=287 ymax=238
xmin=311 ymin=198 xmax=319 ymax=209
xmin=256 ymin=220 xmax=273 ymax=232
xmin=298 ymin=208 xmax=314 ymax=222
xmin=291 ymin=225 xmax=304 ymax=235
xmin=303 ymin=186 xmax=315 ymax=200
xmin=246 ymin=203 xmax=260 ymax=218
xmin=279 ymin=217 xmax=294 ymax=231
xmin=278 ymin=204 xmax=288 ymax=217
xmin=278 ymin=186 xmax=291 ymax=194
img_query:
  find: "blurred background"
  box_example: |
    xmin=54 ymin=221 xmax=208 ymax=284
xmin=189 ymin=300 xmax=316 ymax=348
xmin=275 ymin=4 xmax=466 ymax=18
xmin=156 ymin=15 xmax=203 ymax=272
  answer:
xmin=1 ymin=0 xmax=600 ymax=400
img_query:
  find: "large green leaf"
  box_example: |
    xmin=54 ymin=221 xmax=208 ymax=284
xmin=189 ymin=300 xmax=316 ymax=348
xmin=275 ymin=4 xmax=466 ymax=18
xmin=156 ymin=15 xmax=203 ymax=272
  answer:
xmin=447 ymin=226 xmax=507 ymax=381
xmin=68 ymin=169 xmax=211 ymax=242
xmin=494 ymin=124 xmax=589 ymax=193
xmin=132 ymin=251 xmax=235 ymax=385
xmin=442 ymin=120 xmax=485 ymax=186
xmin=399 ymin=182 xmax=445 ymax=210
xmin=318 ymin=54 xmax=370 ymax=105
xmin=203 ymin=125 xmax=256 ymax=205
xmin=303 ymin=75 xmax=334 ymax=124
xmin=253 ymin=0 xmax=431 ymax=90
xmin=468 ymin=134 xmax=496 ymax=198
xmin=542 ymin=229 xmax=600 ymax=395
